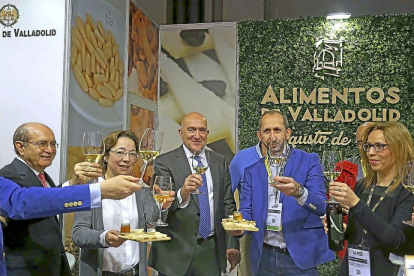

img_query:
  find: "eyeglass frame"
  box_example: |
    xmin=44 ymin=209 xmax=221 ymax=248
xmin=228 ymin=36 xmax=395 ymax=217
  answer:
xmin=109 ymin=149 xmax=139 ymax=159
xmin=362 ymin=142 xmax=388 ymax=152
xmin=184 ymin=127 xmax=208 ymax=135
xmin=355 ymin=140 xmax=364 ymax=146
xmin=19 ymin=140 xmax=59 ymax=150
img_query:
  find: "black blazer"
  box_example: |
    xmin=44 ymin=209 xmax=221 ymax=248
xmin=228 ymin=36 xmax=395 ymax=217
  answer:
xmin=0 ymin=158 xmax=70 ymax=276
xmin=148 ymin=146 xmax=238 ymax=276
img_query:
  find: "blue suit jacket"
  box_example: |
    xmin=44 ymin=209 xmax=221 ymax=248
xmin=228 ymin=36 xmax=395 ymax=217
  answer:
xmin=0 ymin=177 xmax=92 ymax=276
xmin=240 ymin=148 xmax=335 ymax=275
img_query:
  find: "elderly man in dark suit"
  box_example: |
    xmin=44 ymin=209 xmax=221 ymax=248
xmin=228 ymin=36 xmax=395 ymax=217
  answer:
xmin=149 ymin=112 xmax=240 ymax=276
xmin=0 ymin=122 xmax=101 ymax=276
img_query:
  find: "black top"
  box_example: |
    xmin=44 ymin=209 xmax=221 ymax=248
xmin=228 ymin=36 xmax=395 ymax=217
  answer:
xmin=339 ymin=181 xmax=414 ymax=276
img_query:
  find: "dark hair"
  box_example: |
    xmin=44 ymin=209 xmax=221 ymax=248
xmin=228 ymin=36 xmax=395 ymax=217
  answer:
xmin=259 ymin=110 xmax=290 ymax=130
xmin=13 ymin=123 xmax=32 ymax=155
xmin=99 ymin=130 xmax=140 ymax=174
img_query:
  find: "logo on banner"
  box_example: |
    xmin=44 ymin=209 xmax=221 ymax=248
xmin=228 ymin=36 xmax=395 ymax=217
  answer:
xmin=313 ymin=37 xmax=345 ymax=80
xmin=0 ymin=4 xmax=19 ymax=28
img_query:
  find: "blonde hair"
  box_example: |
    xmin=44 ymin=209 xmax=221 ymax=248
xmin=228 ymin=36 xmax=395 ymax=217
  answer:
xmin=0 ymin=216 xmax=6 ymax=224
xmin=361 ymin=121 xmax=414 ymax=191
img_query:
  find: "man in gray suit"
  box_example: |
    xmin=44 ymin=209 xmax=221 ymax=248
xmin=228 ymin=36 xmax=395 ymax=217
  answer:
xmin=149 ymin=112 xmax=240 ymax=276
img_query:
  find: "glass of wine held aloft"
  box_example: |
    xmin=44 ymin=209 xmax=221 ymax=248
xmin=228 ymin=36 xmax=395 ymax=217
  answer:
xmin=399 ymin=160 xmax=414 ymax=227
xmin=321 ymin=150 xmax=345 ymax=251
xmin=150 ymin=175 xmax=173 ymax=227
xmin=82 ymin=131 xmax=105 ymax=183
xmin=139 ymin=128 xmax=163 ymax=188
xmin=267 ymin=138 xmax=289 ymax=206
xmin=190 ymin=149 xmax=209 ymax=195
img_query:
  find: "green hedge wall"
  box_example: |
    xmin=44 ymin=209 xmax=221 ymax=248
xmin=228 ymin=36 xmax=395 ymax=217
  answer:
xmin=237 ymin=14 xmax=414 ymax=275
xmin=237 ymin=14 xmax=414 ymax=159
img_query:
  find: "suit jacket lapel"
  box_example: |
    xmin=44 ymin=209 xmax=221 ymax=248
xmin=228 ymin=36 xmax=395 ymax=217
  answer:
xmin=280 ymin=149 xmax=297 ymax=203
xmin=12 ymin=158 xmax=42 ymax=188
xmin=258 ymin=160 xmax=269 ymax=223
xmin=209 ymin=154 xmax=220 ymax=218
xmin=44 ymin=171 xmax=56 ymax=187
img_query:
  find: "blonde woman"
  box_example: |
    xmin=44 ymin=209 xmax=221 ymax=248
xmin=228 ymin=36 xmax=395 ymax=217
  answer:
xmin=328 ymin=122 xmax=414 ymax=276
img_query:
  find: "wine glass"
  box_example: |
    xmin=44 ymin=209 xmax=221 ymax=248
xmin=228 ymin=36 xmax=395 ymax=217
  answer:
xmin=267 ymin=138 xmax=289 ymax=206
xmin=322 ymin=151 xmax=345 ymax=251
xmin=139 ymin=128 xmax=163 ymax=188
xmin=399 ymin=160 xmax=414 ymax=226
xmin=150 ymin=176 xmax=173 ymax=227
xmin=322 ymin=150 xmax=343 ymax=203
xmin=82 ymin=132 xmax=104 ymax=183
xmin=190 ymin=150 xmax=209 ymax=195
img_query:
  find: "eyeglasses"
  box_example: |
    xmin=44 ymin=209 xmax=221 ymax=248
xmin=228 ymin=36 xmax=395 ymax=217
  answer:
xmin=362 ymin=143 xmax=388 ymax=152
xmin=355 ymin=140 xmax=363 ymax=146
xmin=109 ymin=150 xmax=139 ymax=159
xmin=185 ymin=127 xmax=208 ymax=135
xmin=22 ymin=141 xmax=59 ymax=150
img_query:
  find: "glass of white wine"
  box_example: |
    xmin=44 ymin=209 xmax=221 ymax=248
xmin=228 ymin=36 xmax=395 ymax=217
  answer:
xmin=190 ymin=150 xmax=209 ymax=195
xmin=321 ymin=151 xmax=343 ymax=202
xmin=139 ymin=128 xmax=163 ymax=188
xmin=399 ymin=160 xmax=414 ymax=227
xmin=82 ymin=132 xmax=104 ymax=183
xmin=267 ymin=138 xmax=289 ymax=206
xmin=150 ymin=175 xmax=173 ymax=227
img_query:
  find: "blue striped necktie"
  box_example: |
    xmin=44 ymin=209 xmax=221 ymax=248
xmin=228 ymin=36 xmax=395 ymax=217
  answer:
xmin=195 ymin=156 xmax=211 ymax=239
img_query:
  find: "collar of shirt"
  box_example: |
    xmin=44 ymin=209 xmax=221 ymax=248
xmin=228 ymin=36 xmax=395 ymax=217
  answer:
xmin=183 ymin=144 xmax=208 ymax=162
xmin=255 ymin=142 xmax=263 ymax=158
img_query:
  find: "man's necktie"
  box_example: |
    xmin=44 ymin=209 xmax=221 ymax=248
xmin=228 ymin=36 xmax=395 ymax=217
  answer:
xmin=38 ymin=172 xmax=48 ymax=188
xmin=195 ymin=156 xmax=211 ymax=239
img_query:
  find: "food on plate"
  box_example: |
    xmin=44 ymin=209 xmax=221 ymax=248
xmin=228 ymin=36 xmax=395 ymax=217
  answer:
xmin=222 ymin=218 xmax=259 ymax=232
xmin=71 ymin=14 xmax=124 ymax=107
xmin=118 ymin=229 xmax=170 ymax=242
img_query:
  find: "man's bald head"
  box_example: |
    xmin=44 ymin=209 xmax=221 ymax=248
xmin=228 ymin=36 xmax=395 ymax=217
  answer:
xmin=179 ymin=112 xmax=209 ymax=153
xmin=355 ymin=122 xmax=374 ymax=151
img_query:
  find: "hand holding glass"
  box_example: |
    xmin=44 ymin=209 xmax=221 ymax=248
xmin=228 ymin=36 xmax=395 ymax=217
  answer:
xmin=190 ymin=150 xmax=209 ymax=195
xmin=150 ymin=176 xmax=173 ymax=227
xmin=322 ymin=151 xmax=343 ymax=197
xmin=82 ymin=132 xmax=104 ymax=183
xmin=139 ymin=128 xmax=163 ymax=188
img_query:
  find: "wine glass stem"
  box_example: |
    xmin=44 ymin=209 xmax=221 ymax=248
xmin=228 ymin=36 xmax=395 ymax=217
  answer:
xmin=158 ymin=202 xmax=163 ymax=223
xmin=141 ymin=161 xmax=148 ymax=182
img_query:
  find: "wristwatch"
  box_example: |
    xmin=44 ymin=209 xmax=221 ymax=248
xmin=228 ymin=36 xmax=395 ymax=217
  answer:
xmin=294 ymin=185 xmax=305 ymax=199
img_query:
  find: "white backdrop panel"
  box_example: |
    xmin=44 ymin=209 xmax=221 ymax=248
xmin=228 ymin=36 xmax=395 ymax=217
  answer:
xmin=0 ymin=0 xmax=66 ymax=181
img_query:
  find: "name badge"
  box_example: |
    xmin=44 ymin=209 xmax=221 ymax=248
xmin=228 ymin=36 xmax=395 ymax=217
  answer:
xmin=266 ymin=203 xmax=282 ymax=232
xmin=348 ymin=244 xmax=371 ymax=276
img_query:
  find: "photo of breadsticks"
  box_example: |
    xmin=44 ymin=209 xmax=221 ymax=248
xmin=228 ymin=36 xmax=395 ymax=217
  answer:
xmin=127 ymin=2 xmax=159 ymax=102
xmin=159 ymin=25 xmax=237 ymax=159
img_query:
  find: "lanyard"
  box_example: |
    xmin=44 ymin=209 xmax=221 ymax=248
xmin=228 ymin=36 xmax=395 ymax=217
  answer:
xmin=360 ymin=180 xmax=394 ymax=246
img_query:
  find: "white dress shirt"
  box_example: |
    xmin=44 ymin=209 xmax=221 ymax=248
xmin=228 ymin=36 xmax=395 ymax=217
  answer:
xmin=264 ymin=145 xmax=308 ymax=248
xmin=97 ymin=178 xmax=139 ymax=272
xmin=177 ymin=145 xmax=215 ymax=233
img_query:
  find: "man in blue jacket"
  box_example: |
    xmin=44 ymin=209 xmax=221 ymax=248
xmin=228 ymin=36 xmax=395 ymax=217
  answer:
xmin=230 ymin=110 xmax=334 ymax=275
xmin=0 ymin=175 xmax=142 ymax=276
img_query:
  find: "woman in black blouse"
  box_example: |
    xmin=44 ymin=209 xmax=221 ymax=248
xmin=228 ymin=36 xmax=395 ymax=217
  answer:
xmin=328 ymin=121 xmax=414 ymax=276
